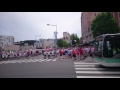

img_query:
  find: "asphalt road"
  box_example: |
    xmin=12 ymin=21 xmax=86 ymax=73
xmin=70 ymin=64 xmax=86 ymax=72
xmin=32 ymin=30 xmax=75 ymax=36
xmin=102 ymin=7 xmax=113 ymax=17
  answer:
xmin=0 ymin=60 xmax=76 ymax=78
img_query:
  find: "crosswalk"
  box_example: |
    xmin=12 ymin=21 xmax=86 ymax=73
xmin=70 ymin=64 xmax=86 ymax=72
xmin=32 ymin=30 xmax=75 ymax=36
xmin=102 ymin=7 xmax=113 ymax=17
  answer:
xmin=0 ymin=59 xmax=58 ymax=64
xmin=74 ymin=62 xmax=120 ymax=78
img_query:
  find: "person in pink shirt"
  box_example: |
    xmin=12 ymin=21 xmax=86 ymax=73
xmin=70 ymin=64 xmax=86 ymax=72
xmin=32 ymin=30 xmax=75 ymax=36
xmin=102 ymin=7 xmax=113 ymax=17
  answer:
xmin=59 ymin=48 xmax=63 ymax=60
xmin=76 ymin=48 xmax=79 ymax=60
xmin=72 ymin=48 xmax=76 ymax=60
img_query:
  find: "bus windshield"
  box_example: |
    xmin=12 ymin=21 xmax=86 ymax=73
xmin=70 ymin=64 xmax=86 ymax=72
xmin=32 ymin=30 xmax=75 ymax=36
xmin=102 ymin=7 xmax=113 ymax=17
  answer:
xmin=94 ymin=36 xmax=103 ymax=57
xmin=103 ymin=35 xmax=120 ymax=59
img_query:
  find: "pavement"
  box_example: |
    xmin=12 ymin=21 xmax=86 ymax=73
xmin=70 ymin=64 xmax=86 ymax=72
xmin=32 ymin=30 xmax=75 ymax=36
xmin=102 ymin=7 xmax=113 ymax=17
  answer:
xmin=80 ymin=56 xmax=97 ymax=63
xmin=0 ymin=59 xmax=76 ymax=78
xmin=1 ymin=55 xmax=120 ymax=78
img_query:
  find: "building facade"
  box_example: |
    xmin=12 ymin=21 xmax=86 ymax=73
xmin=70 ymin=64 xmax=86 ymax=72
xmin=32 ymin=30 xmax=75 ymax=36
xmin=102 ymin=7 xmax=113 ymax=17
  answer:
xmin=81 ymin=12 xmax=101 ymax=44
xmin=0 ymin=35 xmax=14 ymax=48
xmin=39 ymin=39 xmax=54 ymax=49
xmin=81 ymin=12 xmax=120 ymax=44
xmin=113 ymin=12 xmax=120 ymax=27
xmin=63 ymin=32 xmax=70 ymax=44
xmin=4 ymin=45 xmax=20 ymax=51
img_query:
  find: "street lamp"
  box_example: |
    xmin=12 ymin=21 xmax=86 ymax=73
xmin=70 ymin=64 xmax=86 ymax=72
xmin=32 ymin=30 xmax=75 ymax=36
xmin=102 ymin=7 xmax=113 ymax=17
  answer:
xmin=47 ymin=24 xmax=57 ymax=34
xmin=47 ymin=24 xmax=58 ymax=48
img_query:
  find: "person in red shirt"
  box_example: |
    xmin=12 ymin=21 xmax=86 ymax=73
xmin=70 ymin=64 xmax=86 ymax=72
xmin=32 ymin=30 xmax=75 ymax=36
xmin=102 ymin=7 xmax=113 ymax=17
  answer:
xmin=76 ymin=48 xmax=79 ymax=60
xmin=26 ymin=50 xmax=30 ymax=59
xmin=72 ymin=48 xmax=76 ymax=60
xmin=59 ymin=48 xmax=63 ymax=60
xmin=79 ymin=47 xmax=83 ymax=60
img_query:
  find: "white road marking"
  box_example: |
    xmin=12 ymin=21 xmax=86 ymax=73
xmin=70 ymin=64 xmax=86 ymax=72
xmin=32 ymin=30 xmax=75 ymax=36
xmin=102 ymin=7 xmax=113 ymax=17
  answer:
xmin=75 ymin=68 xmax=105 ymax=71
xmin=75 ymin=65 xmax=97 ymax=68
xmin=77 ymin=76 xmax=120 ymax=78
xmin=74 ymin=62 xmax=99 ymax=65
xmin=76 ymin=71 xmax=120 ymax=74
xmin=53 ymin=59 xmax=56 ymax=61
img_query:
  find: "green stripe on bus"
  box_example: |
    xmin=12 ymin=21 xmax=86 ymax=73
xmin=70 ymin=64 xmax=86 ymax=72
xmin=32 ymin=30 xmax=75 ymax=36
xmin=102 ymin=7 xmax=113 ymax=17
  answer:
xmin=95 ymin=57 xmax=120 ymax=63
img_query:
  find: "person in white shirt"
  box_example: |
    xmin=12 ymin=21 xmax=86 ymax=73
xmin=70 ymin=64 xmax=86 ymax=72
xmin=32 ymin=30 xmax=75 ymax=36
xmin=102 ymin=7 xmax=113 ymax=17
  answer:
xmin=44 ymin=50 xmax=47 ymax=59
xmin=56 ymin=49 xmax=59 ymax=58
xmin=51 ymin=50 xmax=55 ymax=59
xmin=47 ymin=50 xmax=51 ymax=59
xmin=2 ymin=51 xmax=5 ymax=59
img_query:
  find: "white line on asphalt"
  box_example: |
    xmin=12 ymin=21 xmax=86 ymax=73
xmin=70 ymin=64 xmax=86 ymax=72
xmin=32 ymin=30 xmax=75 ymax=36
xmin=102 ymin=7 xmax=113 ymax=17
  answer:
xmin=53 ymin=59 xmax=56 ymax=61
xmin=46 ymin=59 xmax=52 ymax=61
xmin=37 ymin=60 xmax=43 ymax=62
xmin=74 ymin=62 xmax=99 ymax=65
xmin=26 ymin=60 xmax=32 ymax=62
xmin=10 ymin=61 xmax=17 ymax=63
xmin=76 ymin=71 xmax=120 ymax=74
xmin=31 ymin=59 xmax=40 ymax=62
xmin=41 ymin=60 xmax=45 ymax=61
xmin=29 ymin=60 xmax=37 ymax=62
xmin=75 ymin=68 xmax=105 ymax=71
xmin=77 ymin=76 xmax=120 ymax=78
xmin=75 ymin=65 xmax=97 ymax=68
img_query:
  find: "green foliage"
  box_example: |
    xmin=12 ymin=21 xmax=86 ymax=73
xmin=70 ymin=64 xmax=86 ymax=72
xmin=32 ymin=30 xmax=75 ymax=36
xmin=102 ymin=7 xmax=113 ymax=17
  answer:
xmin=70 ymin=33 xmax=80 ymax=46
xmin=57 ymin=39 xmax=69 ymax=47
xmin=91 ymin=12 xmax=120 ymax=38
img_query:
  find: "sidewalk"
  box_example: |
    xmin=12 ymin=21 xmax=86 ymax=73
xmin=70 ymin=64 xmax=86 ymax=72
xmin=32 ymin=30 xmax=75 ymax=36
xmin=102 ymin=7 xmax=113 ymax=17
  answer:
xmin=76 ymin=56 xmax=97 ymax=63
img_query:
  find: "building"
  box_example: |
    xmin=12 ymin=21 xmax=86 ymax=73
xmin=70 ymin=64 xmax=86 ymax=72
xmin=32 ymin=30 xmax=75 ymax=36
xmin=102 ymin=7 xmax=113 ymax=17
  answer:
xmin=113 ymin=12 xmax=120 ymax=27
xmin=81 ymin=12 xmax=120 ymax=44
xmin=14 ymin=40 xmax=37 ymax=50
xmin=63 ymin=32 xmax=70 ymax=44
xmin=81 ymin=12 xmax=100 ymax=44
xmin=39 ymin=39 xmax=54 ymax=49
xmin=0 ymin=35 xmax=14 ymax=48
xmin=4 ymin=45 xmax=20 ymax=51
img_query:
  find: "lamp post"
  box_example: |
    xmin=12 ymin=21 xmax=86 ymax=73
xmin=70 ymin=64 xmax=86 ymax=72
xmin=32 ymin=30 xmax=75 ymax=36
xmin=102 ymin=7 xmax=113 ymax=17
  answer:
xmin=47 ymin=24 xmax=58 ymax=48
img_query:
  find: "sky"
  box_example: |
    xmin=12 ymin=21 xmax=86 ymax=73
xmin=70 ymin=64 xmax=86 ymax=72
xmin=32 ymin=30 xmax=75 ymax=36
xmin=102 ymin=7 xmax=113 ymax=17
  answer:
xmin=0 ymin=12 xmax=81 ymax=42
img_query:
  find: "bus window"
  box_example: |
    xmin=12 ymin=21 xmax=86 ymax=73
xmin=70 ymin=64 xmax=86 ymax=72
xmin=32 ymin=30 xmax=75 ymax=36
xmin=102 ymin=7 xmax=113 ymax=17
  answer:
xmin=94 ymin=41 xmax=103 ymax=57
xmin=103 ymin=35 xmax=120 ymax=59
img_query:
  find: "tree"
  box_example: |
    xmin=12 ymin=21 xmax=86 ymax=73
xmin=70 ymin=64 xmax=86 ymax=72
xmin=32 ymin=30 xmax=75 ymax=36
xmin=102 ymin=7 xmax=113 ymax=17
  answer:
xmin=70 ymin=33 xmax=80 ymax=46
xmin=91 ymin=12 xmax=120 ymax=38
xmin=57 ymin=38 xmax=69 ymax=47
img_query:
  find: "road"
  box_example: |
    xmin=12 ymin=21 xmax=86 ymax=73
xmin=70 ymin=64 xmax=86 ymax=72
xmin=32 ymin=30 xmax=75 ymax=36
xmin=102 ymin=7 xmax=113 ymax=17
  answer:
xmin=0 ymin=55 xmax=120 ymax=78
xmin=0 ymin=58 xmax=76 ymax=78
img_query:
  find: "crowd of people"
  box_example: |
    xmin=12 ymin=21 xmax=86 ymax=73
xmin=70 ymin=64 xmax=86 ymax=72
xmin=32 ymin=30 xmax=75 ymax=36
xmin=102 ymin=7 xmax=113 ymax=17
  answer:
xmin=0 ymin=46 xmax=95 ymax=61
xmin=0 ymin=49 xmax=43 ymax=60
xmin=43 ymin=46 xmax=95 ymax=60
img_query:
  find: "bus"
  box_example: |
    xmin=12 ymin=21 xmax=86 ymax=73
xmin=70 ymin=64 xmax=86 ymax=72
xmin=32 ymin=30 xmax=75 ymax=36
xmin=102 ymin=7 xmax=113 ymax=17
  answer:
xmin=94 ymin=33 xmax=120 ymax=67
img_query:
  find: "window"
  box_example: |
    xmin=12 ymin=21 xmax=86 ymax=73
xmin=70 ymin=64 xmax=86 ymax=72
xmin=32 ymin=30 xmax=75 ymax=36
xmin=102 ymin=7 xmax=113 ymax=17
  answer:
xmin=95 ymin=13 xmax=96 ymax=16
xmin=13 ymin=38 xmax=14 ymax=42
xmin=88 ymin=27 xmax=91 ymax=33
xmin=94 ymin=36 xmax=103 ymax=58
xmin=103 ymin=35 xmax=120 ymax=59
xmin=1 ymin=42 xmax=3 ymax=47
xmin=0 ymin=39 xmax=3 ymax=41
xmin=9 ymin=38 xmax=10 ymax=42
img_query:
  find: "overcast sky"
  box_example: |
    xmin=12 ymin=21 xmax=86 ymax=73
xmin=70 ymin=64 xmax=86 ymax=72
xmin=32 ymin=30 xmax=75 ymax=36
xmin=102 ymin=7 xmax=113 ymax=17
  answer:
xmin=0 ymin=12 xmax=81 ymax=42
